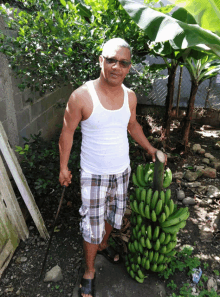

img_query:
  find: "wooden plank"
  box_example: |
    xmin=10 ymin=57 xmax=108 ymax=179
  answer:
xmin=0 ymin=206 xmax=19 ymax=278
xmin=0 ymin=122 xmax=49 ymax=240
xmin=0 ymin=156 xmax=29 ymax=241
xmin=0 ymin=239 xmax=19 ymax=278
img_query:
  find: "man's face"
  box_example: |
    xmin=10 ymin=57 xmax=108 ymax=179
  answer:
xmin=99 ymin=45 xmax=131 ymax=86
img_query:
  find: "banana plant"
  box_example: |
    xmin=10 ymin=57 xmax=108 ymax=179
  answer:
xmin=118 ymin=0 xmax=220 ymax=58
xmin=167 ymin=0 xmax=220 ymax=35
xmin=144 ymin=7 xmax=207 ymax=139
xmin=182 ymin=55 xmax=220 ymax=148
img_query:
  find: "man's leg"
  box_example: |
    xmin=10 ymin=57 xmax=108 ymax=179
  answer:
xmin=98 ymin=220 xmax=119 ymax=262
xmin=80 ymin=240 xmax=98 ymax=297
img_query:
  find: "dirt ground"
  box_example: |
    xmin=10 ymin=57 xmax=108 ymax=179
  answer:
xmin=0 ymin=116 xmax=220 ymax=297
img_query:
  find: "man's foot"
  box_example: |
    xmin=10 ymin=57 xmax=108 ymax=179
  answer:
xmin=79 ymin=269 xmax=96 ymax=297
xmin=97 ymin=243 xmax=120 ymax=263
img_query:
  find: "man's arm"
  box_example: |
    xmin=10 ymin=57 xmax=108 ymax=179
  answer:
xmin=59 ymin=90 xmax=83 ymax=186
xmin=127 ymin=90 xmax=157 ymax=161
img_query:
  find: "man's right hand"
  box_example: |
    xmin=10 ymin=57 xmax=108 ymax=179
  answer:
xmin=59 ymin=169 xmax=72 ymax=187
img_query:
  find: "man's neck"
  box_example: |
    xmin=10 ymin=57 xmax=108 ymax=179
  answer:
xmin=96 ymin=76 xmax=123 ymax=95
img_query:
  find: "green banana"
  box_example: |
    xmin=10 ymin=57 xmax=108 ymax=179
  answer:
xmin=130 ymin=194 xmax=134 ymax=202
xmin=165 ymin=189 xmax=171 ymax=204
xmin=139 ymin=201 xmax=146 ymax=217
xmin=137 ymin=164 xmax=147 ymax=187
xmin=164 ymin=205 xmax=170 ymax=219
xmin=137 ymin=269 xmax=145 ymax=279
xmin=133 ymin=200 xmax=140 ymax=214
xmin=170 ymin=233 xmax=177 ymax=242
xmin=159 ymin=245 xmax=167 ymax=254
xmin=163 ymin=168 xmax=172 ymax=188
xmin=140 ymin=237 xmax=146 ymax=248
xmin=130 ymin=201 xmax=136 ymax=213
xmin=159 ymin=232 xmax=166 ymax=244
xmin=135 ymin=188 xmax=142 ymax=201
xmin=143 ymin=249 xmax=149 ymax=258
xmin=161 ymin=209 xmax=189 ymax=228
xmin=152 ymin=226 xmax=160 ymax=241
xmin=155 ymin=199 xmax=163 ymax=215
xmin=157 ymin=254 xmax=164 ymax=264
xmin=151 ymin=210 xmax=157 ymax=222
xmin=137 ymin=231 xmax=142 ymax=241
xmin=140 ymin=188 xmax=147 ymax=202
xmin=144 ymin=168 xmax=153 ymax=184
xmin=156 ymin=264 xmax=166 ymax=272
xmin=154 ymin=239 xmax=161 ymax=251
xmin=146 ymin=238 xmax=152 ymax=249
xmin=138 ymin=242 xmax=144 ymax=254
xmin=144 ymin=163 xmax=150 ymax=175
xmin=141 ymin=224 xmax=146 ymax=237
xmin=162 ymin=220 xmax=186 ymax=234
xmin=145 ymin=259 xmax=150 ymax=270
xmin=132 ymin=228 xmax=137 ymax=239
xmin=130 ymin=269 xmax=135 ymax=279
xmin=132 ymin=172 xmax=141 ymax=187
xmin=160 ymin=191 xmax=165 ymax=205
xmin=152 ymin=251 xmax=159 ymax=263
xmin=141 ymin=257 xmax=146 ymax=268
xmin=131 ymin=263 xmax=136 ymax=272
xmin=163 ymin=233 xmax=171 ymax=245
xmin=145 ymin=205 xmax=151 ymax=219
xmin=135 ymin=276 xmax=144 ymax=283
xmin=146 ymin=225 xmax=152 ymax=240
xmin=158 ymin=212 xmax=166 ymax=223
xmin=134 ymin=240 xmax=139 ymax=252
xmin=137 ymin=215 xmax=143 ymax=227
xmin=137 ymin=255 xmax=142 ymax=265
xmin=132 ymin=215 xmax=137 ymax=226
xmin=146 ymin=188 xmax=153 ymax=205
xmin=149 ymin=250 xmax=154 ymax=262
xmin=168 ymin=199 xmax=175 ymax=215
xmin=151 ymin=190 xmax=159 ymax=210
xmin=151 ymin=263 xmax=157 ymax=272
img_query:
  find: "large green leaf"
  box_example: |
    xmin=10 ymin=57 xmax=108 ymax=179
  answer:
xmin=118 ymin=0 xmax=220 ymax=58
xmin=168 ymin=0 xmax=220 ymax=35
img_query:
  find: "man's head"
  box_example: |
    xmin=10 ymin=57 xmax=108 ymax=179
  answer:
xmin=99 ymin=38 xmax=132 ymax=86
xmin=101 ymin=38 xmax=132 ymax=58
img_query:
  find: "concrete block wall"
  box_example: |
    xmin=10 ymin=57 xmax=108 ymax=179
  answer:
xmin=0 ymin=16 xmax=73 ymax=149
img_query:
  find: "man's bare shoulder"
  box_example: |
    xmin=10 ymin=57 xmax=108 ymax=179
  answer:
xmin=127 ymin=88 xmax=137 ymax=107
xmin=68 ymin=83 xmax=90 ymax=106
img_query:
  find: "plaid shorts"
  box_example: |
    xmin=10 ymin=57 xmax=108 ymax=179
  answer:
xmin=79 ymin=166 xmax=131 ymax=244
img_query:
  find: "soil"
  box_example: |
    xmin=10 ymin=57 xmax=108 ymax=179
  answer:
xmin=0 ymin=116 xmax=220 ymax=297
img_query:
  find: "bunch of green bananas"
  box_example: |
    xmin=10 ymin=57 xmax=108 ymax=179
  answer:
xmin=132 ymin=163 xmax=172 ymax=189
xmin=126 ymin=164 xmax=189 ymax=283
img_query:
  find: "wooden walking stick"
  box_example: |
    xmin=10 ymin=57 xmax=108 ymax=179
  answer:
xmin=39 ymin=185 xmax=66 ymax=281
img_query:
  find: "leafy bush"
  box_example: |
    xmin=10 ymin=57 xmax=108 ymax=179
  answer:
xmin=15 ymin=128 xmax=81 ymax=200
xmin=0 ymin=0 xmax=164 ymax=97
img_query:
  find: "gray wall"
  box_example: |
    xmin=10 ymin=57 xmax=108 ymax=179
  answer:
xmin=0 ymin=16 xmax=73 ymax=149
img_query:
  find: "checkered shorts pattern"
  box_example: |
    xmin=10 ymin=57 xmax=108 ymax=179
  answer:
xmin=79 ymin=166 xmax=131 ymax=244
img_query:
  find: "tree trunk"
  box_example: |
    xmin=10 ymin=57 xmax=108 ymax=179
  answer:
xmin=176 ymin=66 xmax=183 ymax=117
xmin=163 ymin=62 xmax=178 ymax=139
xmin=153 ymin=150 xmax=166 ymax=192
xmin=182 ymin=80 xmax=199 ymax=148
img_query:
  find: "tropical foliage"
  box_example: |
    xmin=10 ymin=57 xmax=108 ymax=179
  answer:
xmin=0 ymin=0 xmax=162 ymax=98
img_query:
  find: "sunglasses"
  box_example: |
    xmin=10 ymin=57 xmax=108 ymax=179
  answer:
xmin=102 ymin=56 xmax=131 ymax=68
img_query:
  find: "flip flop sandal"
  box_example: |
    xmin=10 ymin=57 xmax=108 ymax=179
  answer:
xmin=97 ymin=245 xmax=121 ymax=264
xmin=78 ymin=270 xmax=96 ymax=297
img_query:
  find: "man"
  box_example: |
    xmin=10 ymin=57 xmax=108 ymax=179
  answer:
xmin=59 ymin=38 xmax=157 ymax=297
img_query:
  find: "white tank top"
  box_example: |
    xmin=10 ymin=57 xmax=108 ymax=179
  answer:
xmin=80 ymin=80 xmax=131 ymax=174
